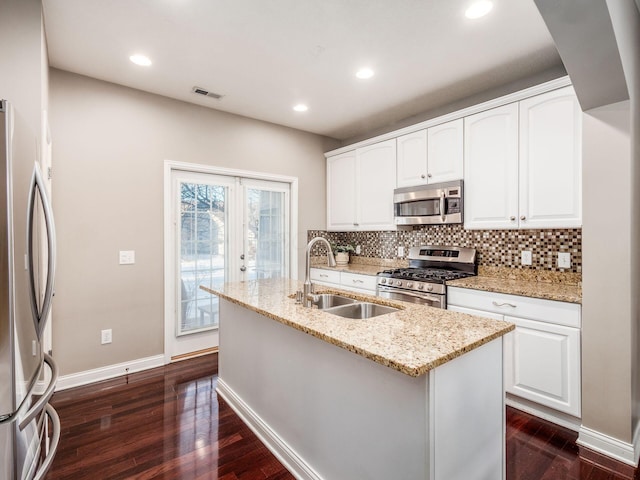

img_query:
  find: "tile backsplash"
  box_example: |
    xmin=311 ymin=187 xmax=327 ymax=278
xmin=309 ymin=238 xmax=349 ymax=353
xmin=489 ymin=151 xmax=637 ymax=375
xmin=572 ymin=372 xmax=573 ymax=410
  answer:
xmin=307 ymin=225 xmax=582 ymax=274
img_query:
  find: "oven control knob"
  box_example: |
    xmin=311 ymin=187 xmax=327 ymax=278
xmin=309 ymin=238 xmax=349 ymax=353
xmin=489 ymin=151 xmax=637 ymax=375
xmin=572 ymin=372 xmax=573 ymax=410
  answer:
xmin=426 ymin=284 xmax=433 ymax=292
xmin=417 ymin=284 xmax=424 ymax=290
xmin=407 ymin=282 xmax=414 ymax=288
xmin=396 ymin=281 xmax=403 ymax=286
xmin=380 ymin=278 xmax=386 ymax=284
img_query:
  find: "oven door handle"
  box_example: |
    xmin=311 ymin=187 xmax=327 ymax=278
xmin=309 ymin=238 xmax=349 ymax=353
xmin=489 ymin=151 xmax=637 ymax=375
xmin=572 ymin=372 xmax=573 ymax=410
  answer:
xmin=377 ymin=286 xmax=442 ymax=303
xmin=439 ymin=190 xmax=446 ymax=222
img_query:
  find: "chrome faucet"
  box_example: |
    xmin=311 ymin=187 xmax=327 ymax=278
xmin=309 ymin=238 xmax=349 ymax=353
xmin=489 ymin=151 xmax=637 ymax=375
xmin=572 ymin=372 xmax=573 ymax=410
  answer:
xmin=303 ymin=237 xmax=336 ymax=307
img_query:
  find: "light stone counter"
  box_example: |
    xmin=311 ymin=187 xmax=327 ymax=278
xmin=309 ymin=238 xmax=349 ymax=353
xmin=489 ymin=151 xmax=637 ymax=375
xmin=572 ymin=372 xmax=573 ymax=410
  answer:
xmin=311 ymin=257 xmax=583 ymax=304
xmin=447 ymin=275 xmax=582 ymax=304
xmin=201 ymin=278 xmax=514 ymax=377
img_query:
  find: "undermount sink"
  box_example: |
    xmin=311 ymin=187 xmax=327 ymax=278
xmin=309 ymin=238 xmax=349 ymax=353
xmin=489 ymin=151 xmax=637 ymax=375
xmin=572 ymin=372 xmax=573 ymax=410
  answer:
xmin=311 ymin=293 xmax=359 ymax=309
xmin=323 ymin=302 xmax=399 ymax=319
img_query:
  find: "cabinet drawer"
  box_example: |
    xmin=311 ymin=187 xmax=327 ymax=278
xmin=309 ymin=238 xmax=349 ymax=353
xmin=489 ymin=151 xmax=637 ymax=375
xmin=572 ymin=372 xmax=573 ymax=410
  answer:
xmin=341 ymin=272 xmax=377 ymax=292
xmin=447 ymin=304 xmax=505 ymax=321
xmin=310 ymin=268 xmax=340 ymax=285
xmin=447 ymin=287 xmax=580 ymax=328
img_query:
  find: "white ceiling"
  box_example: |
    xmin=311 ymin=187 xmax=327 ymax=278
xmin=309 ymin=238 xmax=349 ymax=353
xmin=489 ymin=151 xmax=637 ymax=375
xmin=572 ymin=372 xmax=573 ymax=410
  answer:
xmin=42 ymin=0 xmax=563 ymax=140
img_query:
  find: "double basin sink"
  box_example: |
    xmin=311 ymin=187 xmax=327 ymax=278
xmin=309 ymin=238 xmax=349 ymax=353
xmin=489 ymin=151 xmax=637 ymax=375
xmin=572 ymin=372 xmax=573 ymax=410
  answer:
xmin=310 ymin=293 xmax=399 ymax=319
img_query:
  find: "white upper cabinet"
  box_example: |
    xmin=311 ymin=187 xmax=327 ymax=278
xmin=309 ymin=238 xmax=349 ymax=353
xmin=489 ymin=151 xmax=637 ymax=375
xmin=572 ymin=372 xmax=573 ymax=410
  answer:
xmin=464 ymin=86 xmax=582 ymax=230
xmin=327 ymin=140 xmax=396 ymax=231
xmin=396 ymin=130 xmax=427 ymax=187
xmin=396 ymin=119 xmax=463 ymax=188
xmin=464 ymin=103 xmax=519 ymax=229
xmin=356 ymin=139 xmax=397 ymax=230
xmin=519 ymin=87 xmax=582 ymax=228
xmin=427 ymin=118 xmax=464 ymax=183
xmin=327 ymin=151 xmax=357 ymax=231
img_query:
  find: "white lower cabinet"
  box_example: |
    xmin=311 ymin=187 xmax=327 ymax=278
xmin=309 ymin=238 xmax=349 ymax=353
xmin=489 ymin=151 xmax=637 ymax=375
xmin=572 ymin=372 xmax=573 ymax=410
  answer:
xmin=310 ymin=268 xmax=377 ymax=294
xmin=503 ymin=316 xmax=581 ymax=417
xmin=448 ymin=287 xmax=581 ymax=418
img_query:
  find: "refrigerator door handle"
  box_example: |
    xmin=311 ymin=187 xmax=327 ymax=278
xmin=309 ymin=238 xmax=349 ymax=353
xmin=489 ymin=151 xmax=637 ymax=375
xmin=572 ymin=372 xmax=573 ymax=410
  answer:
xmin=31 ymin=404 xmax=61 ymax=480
xmin=19 ymin=353 xmax=58 ymax=431
xmin=27 ymin=162 xmax=56 ymax=340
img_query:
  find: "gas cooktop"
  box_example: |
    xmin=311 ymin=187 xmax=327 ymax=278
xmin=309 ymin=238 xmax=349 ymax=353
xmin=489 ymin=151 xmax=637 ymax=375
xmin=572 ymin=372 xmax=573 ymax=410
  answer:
xmin=377 ymin=267 xmax=475 ymax=283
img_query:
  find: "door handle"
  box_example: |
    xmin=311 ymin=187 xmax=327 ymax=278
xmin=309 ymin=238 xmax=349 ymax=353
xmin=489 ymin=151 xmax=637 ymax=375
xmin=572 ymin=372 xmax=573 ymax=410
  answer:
xmin=19 ymin=353 xmax=58 ymax=430
xmin=27 ymin=163 xmax=56 ymax=341
xmin=439 ymin=191 xmax=446 ymax=222
xmin=492 ymin=301 xmax=517 ymax=308
xmin=31 ymin=404 xmax=61 ymax=480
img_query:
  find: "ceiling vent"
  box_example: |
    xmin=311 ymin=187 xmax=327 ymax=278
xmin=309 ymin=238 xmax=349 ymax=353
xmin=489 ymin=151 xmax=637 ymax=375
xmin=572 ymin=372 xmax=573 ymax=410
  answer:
xmin=192 ymin=86 xmax=224 ymax=100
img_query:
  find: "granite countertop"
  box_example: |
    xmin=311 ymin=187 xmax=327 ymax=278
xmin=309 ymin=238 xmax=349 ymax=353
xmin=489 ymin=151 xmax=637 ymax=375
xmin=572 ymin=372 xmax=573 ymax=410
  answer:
xmin=310 ymin=257 xmax=404 ymax=276
xmin=201 ymin=278 xmax=514 ymax=377
xmin=447 ymin=275 xmax=582 ymax=304
xmin=311 ymin=257 xmax=583 ymax=304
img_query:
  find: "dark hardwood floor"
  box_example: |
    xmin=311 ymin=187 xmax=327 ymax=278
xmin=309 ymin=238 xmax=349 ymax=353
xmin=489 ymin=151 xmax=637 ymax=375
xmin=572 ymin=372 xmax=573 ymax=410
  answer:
xmin=47 ymin=353 xmax=637 ymax=480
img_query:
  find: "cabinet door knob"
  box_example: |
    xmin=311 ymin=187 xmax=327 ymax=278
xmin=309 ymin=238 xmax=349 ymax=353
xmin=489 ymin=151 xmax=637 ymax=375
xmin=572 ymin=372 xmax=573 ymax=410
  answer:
xmin=520 ymin=215 xmax=526 ymax=221
xmin=427 ymin=173 xmax=432 ymax=178
xmin=510 ymin=216 xmax=516 ymax=221
xmin=421 ymin=174 xmax=426 ymax=179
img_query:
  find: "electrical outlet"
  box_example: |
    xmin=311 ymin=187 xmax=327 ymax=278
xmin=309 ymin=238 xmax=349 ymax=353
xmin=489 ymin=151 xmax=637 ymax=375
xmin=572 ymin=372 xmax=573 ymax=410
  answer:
xmin=119 ymin=250 xmax=135 ymax=265
xmin=101 ymin=329 xmax=112 ymax=345
xmin=355 ymin=245 xmax=361 ymax=255
xmin=32 ymin=340 xmax=37 ymax=357
xmin=398 ymin=246 xmax=404 ymax=257
xmin=558 ymin=252 xmax=571 ymax=269
xmin=521 ymin=251 xmax=532 ymax=266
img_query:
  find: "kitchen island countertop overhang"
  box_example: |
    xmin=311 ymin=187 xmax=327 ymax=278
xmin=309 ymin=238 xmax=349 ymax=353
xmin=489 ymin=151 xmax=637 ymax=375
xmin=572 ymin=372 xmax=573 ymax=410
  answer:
xmin=200 ymin=278 xmax=514 ymax=376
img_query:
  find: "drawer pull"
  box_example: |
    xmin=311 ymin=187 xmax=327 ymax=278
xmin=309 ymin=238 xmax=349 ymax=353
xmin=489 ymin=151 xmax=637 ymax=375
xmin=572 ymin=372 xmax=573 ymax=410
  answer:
xmin=352 ymin=279 xmax=364 ymax=284
xmin=492 ymin=301 xmax=516 ymax=308
xmin=320 ymin=274 xmax=329 ymax=278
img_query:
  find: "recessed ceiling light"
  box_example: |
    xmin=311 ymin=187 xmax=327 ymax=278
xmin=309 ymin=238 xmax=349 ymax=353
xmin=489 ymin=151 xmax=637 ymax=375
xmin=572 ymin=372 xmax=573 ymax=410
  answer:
xmin=293 ymin=104 xmax=308 ymax=112
xmin=465 ymin=0 xmax=493 ymax=19
xmin=356 ymin=68 xmax=375 ymax=80
xmin=129 ymin=54 xmax=152 ymax=66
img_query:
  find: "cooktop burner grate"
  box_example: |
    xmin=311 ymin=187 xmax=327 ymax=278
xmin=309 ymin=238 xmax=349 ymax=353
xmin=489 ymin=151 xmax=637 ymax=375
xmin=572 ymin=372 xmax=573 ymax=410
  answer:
xmin=378 ymin=268 xmax=474 ymax=283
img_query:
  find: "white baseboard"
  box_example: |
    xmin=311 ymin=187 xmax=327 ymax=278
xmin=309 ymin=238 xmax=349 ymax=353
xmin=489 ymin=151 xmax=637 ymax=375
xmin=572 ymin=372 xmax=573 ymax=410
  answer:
xmin=216 ymin=378 xmax=323 ymax=480
xmin=55 ymin=354 xmax=165 ymax=391
xmin=578 ymin=425 xmax=638 ymax=467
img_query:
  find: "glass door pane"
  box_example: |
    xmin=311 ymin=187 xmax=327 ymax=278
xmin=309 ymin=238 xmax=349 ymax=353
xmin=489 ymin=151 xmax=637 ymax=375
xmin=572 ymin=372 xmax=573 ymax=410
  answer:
xmin=178 ymin=181 xmax=227 ymax=335
xmin=243 ymin=183 xmax=289 ymax=281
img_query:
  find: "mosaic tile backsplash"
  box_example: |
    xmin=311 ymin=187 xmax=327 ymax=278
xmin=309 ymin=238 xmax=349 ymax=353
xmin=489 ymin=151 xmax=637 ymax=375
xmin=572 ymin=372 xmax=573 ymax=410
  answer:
xmin=308 ymin=225 xmax=582 ymax=274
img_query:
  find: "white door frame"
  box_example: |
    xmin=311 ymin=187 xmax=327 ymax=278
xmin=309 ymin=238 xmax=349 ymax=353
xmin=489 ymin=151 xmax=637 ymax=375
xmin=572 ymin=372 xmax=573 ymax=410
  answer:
xmin=163 ymin=159 xmax=299 ymax=364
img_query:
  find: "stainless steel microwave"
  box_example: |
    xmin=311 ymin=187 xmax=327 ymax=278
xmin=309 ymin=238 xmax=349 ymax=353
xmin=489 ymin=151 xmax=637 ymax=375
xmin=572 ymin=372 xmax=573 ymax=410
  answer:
xmin=393 ymin=180 xmax=463 ymax=226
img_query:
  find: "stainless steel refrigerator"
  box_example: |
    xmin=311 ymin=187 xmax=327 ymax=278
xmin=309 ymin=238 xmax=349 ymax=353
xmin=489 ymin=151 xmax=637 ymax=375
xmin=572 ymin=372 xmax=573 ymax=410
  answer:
xmin=0 ymin=100 xmax=60 ymax=479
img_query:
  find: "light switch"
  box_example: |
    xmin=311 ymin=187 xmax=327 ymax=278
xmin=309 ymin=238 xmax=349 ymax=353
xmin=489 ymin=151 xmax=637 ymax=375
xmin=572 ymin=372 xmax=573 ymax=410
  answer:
xmin=397 ymin=246 xmax=404 ymax=257
xmin=101 ymin=329 xmax=112 ymax=345
xmin=119 ymin=250 xmax=135 ymax=265
xmin=558 ymin=252 xmax=571 ymax=269
xmin=521 ymin=251 xmax=532 ymax=266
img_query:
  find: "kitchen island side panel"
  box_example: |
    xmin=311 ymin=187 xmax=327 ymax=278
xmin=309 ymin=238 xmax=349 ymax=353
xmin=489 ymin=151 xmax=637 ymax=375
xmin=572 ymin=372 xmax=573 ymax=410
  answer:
xmin=218 ymin=298 xmax=506 ymax=480
xmin=218 ymin=299 xmax=429 ymax=480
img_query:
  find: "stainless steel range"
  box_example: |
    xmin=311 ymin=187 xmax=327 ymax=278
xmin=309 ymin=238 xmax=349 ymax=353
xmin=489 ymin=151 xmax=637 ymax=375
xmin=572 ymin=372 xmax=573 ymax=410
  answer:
xmin=376 ymin=245 xmax=477 ymax=309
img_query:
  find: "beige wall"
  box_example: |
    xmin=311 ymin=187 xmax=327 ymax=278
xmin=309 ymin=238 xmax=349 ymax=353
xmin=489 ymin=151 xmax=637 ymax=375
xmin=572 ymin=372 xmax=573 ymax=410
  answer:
xmin=580 ymin=0 xmax=640 ymax=445
xmin=582 ymin=103 xmax=633 ymax=441
xmin=49 ymin=69 xmax=338 ymax=375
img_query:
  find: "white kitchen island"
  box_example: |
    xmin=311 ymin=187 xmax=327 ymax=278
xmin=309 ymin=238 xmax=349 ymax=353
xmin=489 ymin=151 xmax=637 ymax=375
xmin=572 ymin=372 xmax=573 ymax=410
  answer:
xmin=202 ymin=279 xmax=514 ymax=480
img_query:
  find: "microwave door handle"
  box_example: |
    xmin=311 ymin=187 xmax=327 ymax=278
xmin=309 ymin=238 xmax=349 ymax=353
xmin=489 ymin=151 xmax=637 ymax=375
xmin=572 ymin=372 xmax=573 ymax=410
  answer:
xmin=27 ymin=163 xmax=57 ymax=340
xmin=439 ymin=191 xmax=446 ymax=222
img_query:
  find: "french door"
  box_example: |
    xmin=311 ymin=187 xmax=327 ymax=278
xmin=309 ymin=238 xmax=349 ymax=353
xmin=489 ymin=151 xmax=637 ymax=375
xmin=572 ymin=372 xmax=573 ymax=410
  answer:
xmin=165 ymin=168 xmax=291 ymax=360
